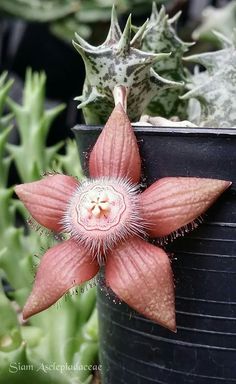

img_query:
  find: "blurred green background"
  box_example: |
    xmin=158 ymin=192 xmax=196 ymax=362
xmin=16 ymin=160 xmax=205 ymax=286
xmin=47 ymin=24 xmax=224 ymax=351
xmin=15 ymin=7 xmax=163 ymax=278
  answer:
xmin=0 ymin=1 xmax=235 ymax=383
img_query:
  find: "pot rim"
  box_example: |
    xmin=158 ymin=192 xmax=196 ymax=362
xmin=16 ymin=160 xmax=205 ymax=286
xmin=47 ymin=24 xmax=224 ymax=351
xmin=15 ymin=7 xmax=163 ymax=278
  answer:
xmin=72 ymin=125 xmax=236 ymax=137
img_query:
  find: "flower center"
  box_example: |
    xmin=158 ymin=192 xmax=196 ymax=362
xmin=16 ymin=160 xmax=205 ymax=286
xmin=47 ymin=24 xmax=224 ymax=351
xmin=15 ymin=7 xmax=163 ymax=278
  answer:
xmin=63 ymin=178 xmax=143 ymax=261
xmin=76 ymin=185 xmax=126 ymax=232
xmin=87 ymin=190 xmax=110 ymax=218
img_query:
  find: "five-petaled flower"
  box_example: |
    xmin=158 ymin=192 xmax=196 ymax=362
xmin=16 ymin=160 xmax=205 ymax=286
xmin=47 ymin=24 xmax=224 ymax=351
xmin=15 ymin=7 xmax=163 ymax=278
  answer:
xmin=15 ymin=104 xmax=231 ymax=331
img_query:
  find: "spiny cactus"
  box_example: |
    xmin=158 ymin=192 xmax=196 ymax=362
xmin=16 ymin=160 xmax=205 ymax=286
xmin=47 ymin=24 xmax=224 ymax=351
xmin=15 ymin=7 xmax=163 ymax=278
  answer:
xmin=73 ymin=6 xmax=182 ymax=124
xmin=141 ymin=3 xmax=192 ymax=119
xmin=183 ymin=31 xmax=236 ymax=128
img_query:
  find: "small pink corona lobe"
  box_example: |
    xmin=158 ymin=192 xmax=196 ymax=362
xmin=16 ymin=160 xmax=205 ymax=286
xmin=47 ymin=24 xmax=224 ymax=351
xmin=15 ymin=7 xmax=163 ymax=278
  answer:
xmin=23 ymin=239 xmax=99 ymax=319
xmin=14 ymin=174 xmax=78 ymax=232
xmin=89 ymin=103 xmax=141 ymax=184
xmin=140 ymin=177 xmax=231 ymax=238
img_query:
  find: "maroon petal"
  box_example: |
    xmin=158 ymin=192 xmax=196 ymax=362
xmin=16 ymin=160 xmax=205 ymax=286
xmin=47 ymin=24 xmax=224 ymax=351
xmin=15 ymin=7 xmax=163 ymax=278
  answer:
xmin=140 ymin=177 xmax=231 ymax=238
xmin=89 ymin=104 xmax=141 ymax=183
xmin=105 ymin=236 xmax=176 ymax=331
xmin=15 ymin=174 xmax=78 ymax=232
xmin=23 ymin=239 xmax=98 ymax=319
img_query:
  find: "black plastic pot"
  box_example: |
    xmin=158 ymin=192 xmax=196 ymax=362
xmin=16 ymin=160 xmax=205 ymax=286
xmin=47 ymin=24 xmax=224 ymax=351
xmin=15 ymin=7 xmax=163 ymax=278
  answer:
xmin=73 ymin=125 xmax=236 ymax=384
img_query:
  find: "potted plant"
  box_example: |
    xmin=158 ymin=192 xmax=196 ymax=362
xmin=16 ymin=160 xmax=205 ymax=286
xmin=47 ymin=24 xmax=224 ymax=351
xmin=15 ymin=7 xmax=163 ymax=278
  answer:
xmin=72 ymin=5 xmax=236 ymax=384
xmin=12 ymin=4 xmax=236 ymax=384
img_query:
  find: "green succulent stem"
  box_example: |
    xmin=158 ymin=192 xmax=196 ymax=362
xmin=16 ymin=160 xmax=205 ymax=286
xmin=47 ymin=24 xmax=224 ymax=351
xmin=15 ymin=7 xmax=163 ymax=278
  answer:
xmin=0 ymin=73 xmax=14 ymax=187
xmin=7 ymin=69 xmax=66 ymax=182
xmin=141 ymin=3 xmax=192 ymax=119
xmin=74 ymin=5 xmax=182 ymax=124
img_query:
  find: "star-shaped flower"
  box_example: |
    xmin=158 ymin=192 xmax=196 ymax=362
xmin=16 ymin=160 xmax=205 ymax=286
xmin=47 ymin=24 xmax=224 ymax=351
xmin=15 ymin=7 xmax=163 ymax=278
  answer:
xmin=15 ymin=104 xmax=230 ymax=331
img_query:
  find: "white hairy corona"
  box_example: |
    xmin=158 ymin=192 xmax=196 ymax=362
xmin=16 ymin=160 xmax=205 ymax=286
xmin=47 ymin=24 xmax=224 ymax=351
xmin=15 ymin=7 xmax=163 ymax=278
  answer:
xmin=62 ymin=177 xmax=145 ymax=264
